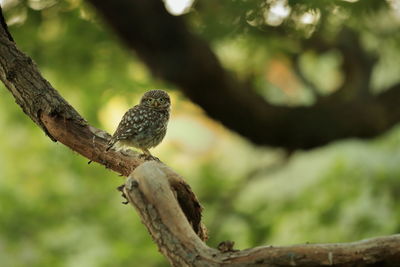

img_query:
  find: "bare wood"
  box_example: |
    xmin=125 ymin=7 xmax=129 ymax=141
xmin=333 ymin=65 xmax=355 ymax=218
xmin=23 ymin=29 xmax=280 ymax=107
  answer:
xmin=124 ymin=162 xmax=400 ymax=267
xmin=124 ymin=162 xmax=212 ymax=267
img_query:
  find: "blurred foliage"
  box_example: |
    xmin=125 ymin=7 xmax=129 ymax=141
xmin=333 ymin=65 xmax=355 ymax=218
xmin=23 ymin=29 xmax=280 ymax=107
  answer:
xmin=1 ymin=0 xmax=400 ymax=266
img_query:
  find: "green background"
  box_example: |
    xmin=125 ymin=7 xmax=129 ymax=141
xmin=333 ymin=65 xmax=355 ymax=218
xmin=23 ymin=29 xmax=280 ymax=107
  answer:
xmin=1 ymin=0 xmax=400 ymax=266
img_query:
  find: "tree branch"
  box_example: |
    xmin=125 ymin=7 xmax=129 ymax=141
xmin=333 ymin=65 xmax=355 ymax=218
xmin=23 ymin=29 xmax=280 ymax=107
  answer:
xmin=0 ymin=16 xmax=142 ymax=174
xmin=125 ymin=161 xmax=400 ymax=267
xmin=327 ymin=28 xmax=376 ymax=100
xmin=87 ymin=0 xmax=400 ymax=150
xmin=0 ymin=7 xmax=13 ymax=42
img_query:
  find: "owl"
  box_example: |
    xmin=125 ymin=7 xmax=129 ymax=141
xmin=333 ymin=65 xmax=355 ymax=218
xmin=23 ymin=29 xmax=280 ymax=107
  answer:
xmin=106 ymin=89 xmax=171 ymax=159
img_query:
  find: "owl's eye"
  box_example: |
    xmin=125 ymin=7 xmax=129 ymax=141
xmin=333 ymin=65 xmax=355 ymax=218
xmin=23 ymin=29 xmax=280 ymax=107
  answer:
xmin=159 ymin=98 xmax=164 ymax=102
xmin=147 ymin=98 xmax=153 ymax=103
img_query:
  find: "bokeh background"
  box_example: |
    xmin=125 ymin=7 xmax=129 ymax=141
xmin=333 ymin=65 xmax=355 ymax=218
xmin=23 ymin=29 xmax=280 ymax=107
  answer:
xmin=1 ymin=0 xmax=400 ymax=266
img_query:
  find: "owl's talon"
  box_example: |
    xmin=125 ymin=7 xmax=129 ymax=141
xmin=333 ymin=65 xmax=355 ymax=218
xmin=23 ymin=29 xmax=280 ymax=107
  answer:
xmin=120 ymin=149 xmax=133 ymax=157
xmin=150 ymin=156 xmax=160 ymax=162
xmin=139 ymin=153 xmax=160 ymax=161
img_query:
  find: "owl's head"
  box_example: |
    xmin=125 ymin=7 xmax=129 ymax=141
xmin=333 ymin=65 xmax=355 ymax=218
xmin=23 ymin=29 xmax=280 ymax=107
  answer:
xmin=140 ymin=89 xmax=171 ymax=109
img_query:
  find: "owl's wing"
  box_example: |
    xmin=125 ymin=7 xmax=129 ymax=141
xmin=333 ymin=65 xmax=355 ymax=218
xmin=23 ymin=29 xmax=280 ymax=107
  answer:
xmin=106 ymin=105 xmax=148 ymax=150
xmin=115 ymin=105 xmax=150 ymax=140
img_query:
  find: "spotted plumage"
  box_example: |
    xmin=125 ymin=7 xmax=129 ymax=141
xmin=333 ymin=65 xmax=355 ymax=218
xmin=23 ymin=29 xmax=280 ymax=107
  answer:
xmin=106 ymin=89 xmax=170 ymax=158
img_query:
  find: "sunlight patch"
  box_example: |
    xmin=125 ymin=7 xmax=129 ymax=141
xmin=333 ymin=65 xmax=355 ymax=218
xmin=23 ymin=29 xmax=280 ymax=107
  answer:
xmin=164 ymin=0 xmax=194 ymax=16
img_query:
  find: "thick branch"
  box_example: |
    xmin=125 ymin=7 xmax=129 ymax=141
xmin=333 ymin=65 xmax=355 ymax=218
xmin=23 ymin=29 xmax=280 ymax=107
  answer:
xmin=327 ymin=28 xmax=376 ymax=99
xmin=125 ymin=161 xmax=400 ymax=267
xmin=87 ymin=0 xmax=400 ymax=150
xmin=0 ymin=18 xmax=143 ymax=175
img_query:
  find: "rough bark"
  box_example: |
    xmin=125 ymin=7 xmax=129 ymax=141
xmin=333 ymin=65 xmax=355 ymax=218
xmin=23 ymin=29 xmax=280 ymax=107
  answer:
xmin=87 ymin=0 xmax=400 ymax=150
xmin=126 ymin=161 xmax=400 ymax=267
xmin=2 ymin=7 xmax=400 ymax=267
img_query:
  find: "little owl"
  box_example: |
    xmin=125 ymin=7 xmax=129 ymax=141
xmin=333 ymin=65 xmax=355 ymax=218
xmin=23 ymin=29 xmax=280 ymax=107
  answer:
xmin=106 ymin=89 xmax=170 ymax=158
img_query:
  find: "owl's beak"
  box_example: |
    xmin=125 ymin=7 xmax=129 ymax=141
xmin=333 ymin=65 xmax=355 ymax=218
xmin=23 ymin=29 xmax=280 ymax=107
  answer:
xmin=154 ymin=101 xmax=159 ymax=107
